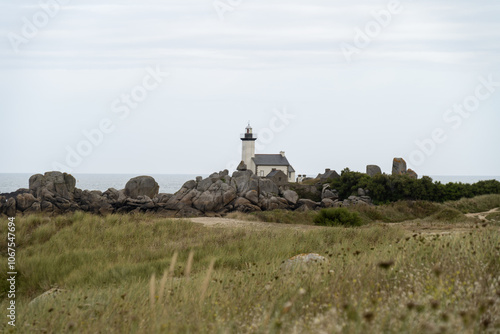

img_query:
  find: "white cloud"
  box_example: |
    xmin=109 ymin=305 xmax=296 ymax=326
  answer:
xmin=0 ymin=0 xmax=499 ymax=175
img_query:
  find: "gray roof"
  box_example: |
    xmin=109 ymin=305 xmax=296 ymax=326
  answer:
xmin=253 ymin=154 xmax=290 ymax=166
xmin=319 ymin=170 xmax=339 ymax=180
xmin=266 ymin=169 xmax=286 ymax=178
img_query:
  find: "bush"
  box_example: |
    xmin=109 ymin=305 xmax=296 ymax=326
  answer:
xmin=329 ymin=169 xmax=500 ymax=204
xmin=314 ymin=208 xmax=362 ymax=227
xmin=249 ymin=210 xmax=316 ymax=225
xmin=431 ymin=208 xmax=466 ymax=222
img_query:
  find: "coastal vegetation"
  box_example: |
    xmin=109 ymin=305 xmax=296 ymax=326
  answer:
xmin=229 ymin=194 xmax=500 ymax=226
xmin=328 ymin=169 xmax=500 ymax=204
xmin=313 ymin=208 xmax=362 ymax=227
xmin=1 ymin=194 xmax=499 ymax=333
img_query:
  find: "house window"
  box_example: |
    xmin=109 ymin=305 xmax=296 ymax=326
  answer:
xmin=278 ymin=177 xmax=282 ymax=182
xmin=260 ymin=170 xmax=264 ymax=177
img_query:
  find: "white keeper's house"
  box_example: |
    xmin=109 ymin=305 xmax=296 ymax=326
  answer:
xmin=239 ymin=123 xmax=296 ymax=182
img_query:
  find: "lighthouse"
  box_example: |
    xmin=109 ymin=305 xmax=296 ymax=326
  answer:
xmin=238 ymin=123 xmax=296 ymax=182
xmin=240 ymin=123 xmax=257 ymax=172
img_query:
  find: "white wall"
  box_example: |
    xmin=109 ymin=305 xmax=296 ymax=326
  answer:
xmin=242 ymin=140 xmax=255 ymax=171
xmin=256 ymin=165 xmax=295 ymax=182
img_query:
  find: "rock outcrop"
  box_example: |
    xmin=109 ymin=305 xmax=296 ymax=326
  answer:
xmin=30 ymin=172 xmax=76 ymax=200
xmin=321 ymin=184 xmax=339 ymax=201
xmin=124 ymin=176 xmax=159 ymax=199
xmin=392 ymin=158 xmax=407 ymax=175
xmin=406 ymin=169 xmax=418 ymax=179
xmin=1 ymin=168 xmax=375 ymax=217
xmin=391 ymin=158 xmax=418 ymax=179
xmin=366 ymin=165 xmax=382 ymax=177
xmin=282 ymin=190 xmax=299 ymax=205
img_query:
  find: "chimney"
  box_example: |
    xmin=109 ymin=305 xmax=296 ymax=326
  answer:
xmin=325 ymin=168 xmax=330 ymax=173
xmin=280 ymin=151 xmax=285 ymax=157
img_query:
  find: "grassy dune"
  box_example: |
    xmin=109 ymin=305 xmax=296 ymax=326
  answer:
xmin=228 ymin=194 xmax=500 ymax=226
xmin=0 ymin=197 xmax=499 ymax=333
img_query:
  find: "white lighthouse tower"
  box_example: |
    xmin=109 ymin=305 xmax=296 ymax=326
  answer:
xmin=240 ymin=123 xmax=257 ymax=172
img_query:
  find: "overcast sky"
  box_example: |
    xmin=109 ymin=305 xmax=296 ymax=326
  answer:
xmin=1 ymin=0 xmax=499 ymax=176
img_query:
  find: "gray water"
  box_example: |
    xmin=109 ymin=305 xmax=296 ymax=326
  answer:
xmin=0 ymin=173 xmax=498 ymax=195
xmin=0 ymin=173 xmax=207 ymax=195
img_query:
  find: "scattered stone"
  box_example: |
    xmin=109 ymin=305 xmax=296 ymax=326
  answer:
xmin=282 ymin=190 xmax=299 ymax=205
xmin=281 ymin=253 xmax=327 ymax=271
xmin=29 ymin=288 xmax=67 ymax=306
xmin=406 ymin=169 xmax=418 ymax=179
xmin=296 ymin=199 xmax=318 ymax=211
xmin=322 ymin=190 xmax=338 ymax=200
xmin=321 ymin=198 xmax=335 ymax=208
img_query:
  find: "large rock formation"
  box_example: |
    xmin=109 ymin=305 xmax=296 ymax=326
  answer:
xmin=0 ymin=169 xmax=373 ymax=217
xmin=392 ymin=158 xmax=407 ymax=175
xmin=165 ymin=169 xmax=281 ymax=215
xmin=124 ymin=176 xmax=159 ymax=199
xmin=366 ymin=165 xmax=382 ymax=177
xmin=391 ymin=158 xmax=418 ymax=179
xmin=29 ymin=172 xmax=76 ymax=200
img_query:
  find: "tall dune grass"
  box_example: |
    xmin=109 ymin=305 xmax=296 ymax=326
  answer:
xmin=0 ymin=211 xmax=498 ymax=333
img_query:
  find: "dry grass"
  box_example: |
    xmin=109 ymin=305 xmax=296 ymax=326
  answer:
xmin=227 ymin=210 xmax=317 ymax=225
xmin=0 ymin=210 xmax=499 ymax=333
xmin=230 ymin=195 xmax=500 ymax=227
xmin=445 ymin=194 xmax=500 ymax=214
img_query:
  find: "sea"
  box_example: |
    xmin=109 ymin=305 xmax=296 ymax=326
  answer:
xmin=0 ymin=174 xmax=208 ymax=195
xmin=0 ymin=173 xmax=499 ymax=195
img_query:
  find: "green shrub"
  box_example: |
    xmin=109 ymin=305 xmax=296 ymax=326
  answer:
xmin=431 ymin=208 xmax=466 ymax=222
xmin=314 ymin=208 xmax=362 ymax=227
xmin=250 ymin=210 xmax=316 ymax=225
xmin=329 ymin=169 xmax=500 ymax=203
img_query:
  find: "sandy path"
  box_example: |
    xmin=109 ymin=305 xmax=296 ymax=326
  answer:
xmin=465 ymin=207 xmax=499 ymax=220
xmin=188 ymin=217 xmax=321 ymax=231
xmin=187 ymin=207 xmax=500 ymax=234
